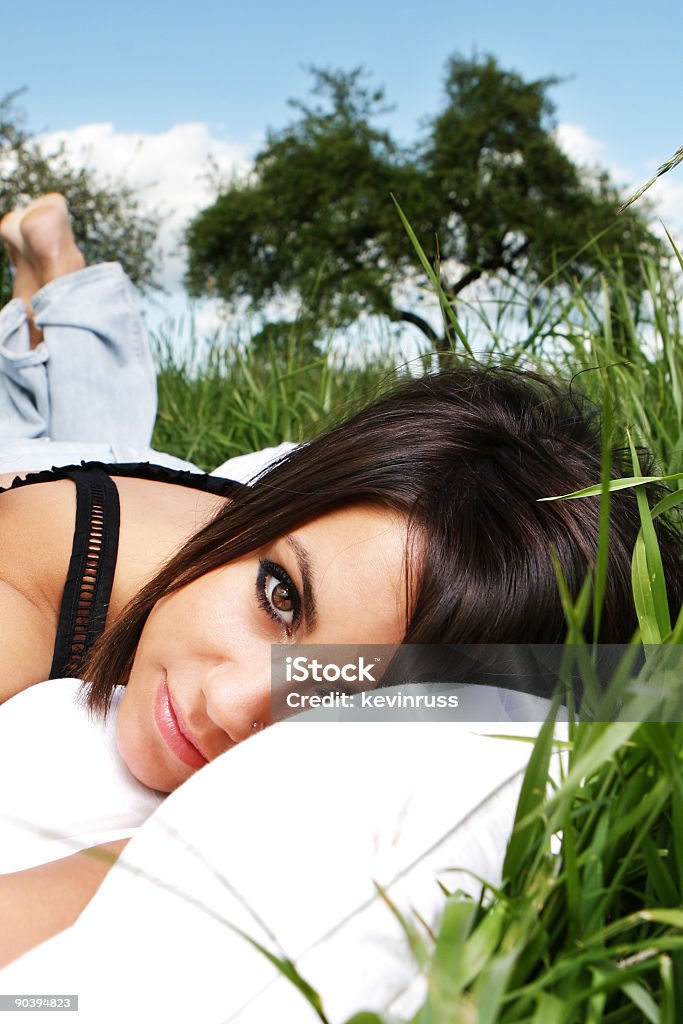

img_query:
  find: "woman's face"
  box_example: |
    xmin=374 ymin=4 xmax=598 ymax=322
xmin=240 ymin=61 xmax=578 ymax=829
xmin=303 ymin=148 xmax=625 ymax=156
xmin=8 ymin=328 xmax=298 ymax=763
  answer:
xmin=116 ymin=505 xmax=411 ymax=792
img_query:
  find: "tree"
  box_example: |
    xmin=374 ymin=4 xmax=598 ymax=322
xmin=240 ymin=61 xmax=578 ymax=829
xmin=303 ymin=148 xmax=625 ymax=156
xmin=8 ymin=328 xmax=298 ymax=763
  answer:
xmin=423 ymin=56 xmax=654 ymax=306
xmin=0 ymin=91 xmax=161 ymax=303
xmin=185 ymin=57 xmax=659 ymax=352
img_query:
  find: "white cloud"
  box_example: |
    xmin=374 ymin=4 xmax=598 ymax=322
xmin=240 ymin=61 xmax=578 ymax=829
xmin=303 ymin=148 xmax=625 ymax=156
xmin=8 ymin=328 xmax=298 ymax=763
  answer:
xmin=555 ymin=121 xmax=634 ymax=187
xmin=555 ymin=122 xmax=608 ymax=168
xmin=633 ymin=172 xmax=683 ymax=240
xmin=556 ymin=121 xmax=683 ymax=237
xmin=36 ymin=122 xmax=255 ymax=291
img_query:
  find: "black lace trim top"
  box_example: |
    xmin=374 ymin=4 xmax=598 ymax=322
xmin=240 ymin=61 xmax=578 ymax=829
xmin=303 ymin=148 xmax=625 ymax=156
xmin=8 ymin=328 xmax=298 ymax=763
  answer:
xmin=1 ymin=462 xmax=243 ymax=678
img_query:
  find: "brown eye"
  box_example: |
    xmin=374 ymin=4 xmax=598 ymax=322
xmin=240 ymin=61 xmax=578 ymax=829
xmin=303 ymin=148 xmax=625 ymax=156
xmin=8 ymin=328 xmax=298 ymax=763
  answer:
xmin=257 ymin=560 xmax=301 ymax=629
xmin=272 ymin=582 xmax=294 ymax=612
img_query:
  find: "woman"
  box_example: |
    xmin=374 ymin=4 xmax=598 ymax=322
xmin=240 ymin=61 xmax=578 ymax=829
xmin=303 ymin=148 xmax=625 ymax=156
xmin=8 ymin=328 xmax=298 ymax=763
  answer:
xmin=1 ymin=193 xmax=682 ymax=969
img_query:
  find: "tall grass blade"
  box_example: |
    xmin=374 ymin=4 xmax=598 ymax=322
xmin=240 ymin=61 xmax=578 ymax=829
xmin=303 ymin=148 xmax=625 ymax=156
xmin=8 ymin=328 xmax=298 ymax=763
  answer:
xmin=390 ymin=195 xmax=473 ymax=357
xmin=619 ymin=145 xmax=683 ymax=212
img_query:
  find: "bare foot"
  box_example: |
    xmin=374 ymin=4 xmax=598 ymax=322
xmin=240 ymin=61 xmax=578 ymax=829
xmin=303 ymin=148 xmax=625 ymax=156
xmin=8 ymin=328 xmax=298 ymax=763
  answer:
xmin=1 ymin=195 xmax=84 ymax=348
xmin=0 ymin=209 xmax=44 ymax=347
xmin=19 ymin=194 xmax=85 ymax=288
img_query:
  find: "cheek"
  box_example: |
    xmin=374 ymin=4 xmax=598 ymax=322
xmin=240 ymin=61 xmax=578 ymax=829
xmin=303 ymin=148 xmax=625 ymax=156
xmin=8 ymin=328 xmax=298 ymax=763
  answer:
xmin=115 ymin=693 xmax=153 ymax=781
xmin=115 ymin=700 xmax=138 ymax=769
xmin=158 ymin=565 xmax=259 ymax=635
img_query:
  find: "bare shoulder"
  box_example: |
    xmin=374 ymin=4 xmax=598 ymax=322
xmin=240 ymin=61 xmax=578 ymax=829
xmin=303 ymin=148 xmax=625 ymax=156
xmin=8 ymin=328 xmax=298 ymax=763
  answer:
xmin=0 ymin=479 xmax=75 ymax=598
xmin=0 ymin=480 xmax=75 ymax=701
xmin=0 ymin=581 xmax=55 ymax=701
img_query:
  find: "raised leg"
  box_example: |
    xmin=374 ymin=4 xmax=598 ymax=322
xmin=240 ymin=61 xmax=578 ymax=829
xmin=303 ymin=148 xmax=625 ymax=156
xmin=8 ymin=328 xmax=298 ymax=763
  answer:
xmin=1 ymin=196 xmax=86 ymax=351
xmin=0 ymin=195 xmax=156 ymax=445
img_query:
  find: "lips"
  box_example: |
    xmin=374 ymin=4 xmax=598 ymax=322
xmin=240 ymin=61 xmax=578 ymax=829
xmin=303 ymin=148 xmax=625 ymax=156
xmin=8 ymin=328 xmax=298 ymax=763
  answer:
xmin=154 ymin=680 xmax=209 ymax=769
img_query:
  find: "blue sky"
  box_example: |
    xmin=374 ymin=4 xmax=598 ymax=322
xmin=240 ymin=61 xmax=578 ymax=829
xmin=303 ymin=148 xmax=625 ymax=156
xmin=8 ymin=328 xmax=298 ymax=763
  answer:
xmin=8 ymin=0 xmax=681 ymax=172
xmin=4 ymin=0 xmax=682 ymax=317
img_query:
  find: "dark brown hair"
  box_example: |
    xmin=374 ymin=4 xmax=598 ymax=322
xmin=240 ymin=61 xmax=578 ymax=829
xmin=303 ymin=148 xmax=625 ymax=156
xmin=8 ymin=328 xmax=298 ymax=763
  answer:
xmin=82 ymin=366 xmax=683 ymax=712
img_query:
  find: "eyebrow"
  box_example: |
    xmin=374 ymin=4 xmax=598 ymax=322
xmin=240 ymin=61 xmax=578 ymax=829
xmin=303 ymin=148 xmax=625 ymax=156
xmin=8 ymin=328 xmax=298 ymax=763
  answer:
xmin=285 ymin=534 xmax=318 ymax=631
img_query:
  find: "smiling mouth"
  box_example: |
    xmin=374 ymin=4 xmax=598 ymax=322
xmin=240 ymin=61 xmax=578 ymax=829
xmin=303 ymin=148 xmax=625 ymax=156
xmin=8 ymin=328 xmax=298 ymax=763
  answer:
xmin=154 ymin=680 xmax=209 ymax=769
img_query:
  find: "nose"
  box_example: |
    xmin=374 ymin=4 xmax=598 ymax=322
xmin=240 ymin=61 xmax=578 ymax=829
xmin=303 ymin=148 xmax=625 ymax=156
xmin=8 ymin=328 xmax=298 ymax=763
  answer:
xmin=201 ymin=656 xmax=273 ymax=747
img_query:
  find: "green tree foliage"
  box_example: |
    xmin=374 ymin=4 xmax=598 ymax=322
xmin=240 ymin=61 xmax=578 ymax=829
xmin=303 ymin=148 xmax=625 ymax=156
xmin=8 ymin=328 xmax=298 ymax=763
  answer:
xmin=185 ymin=56 xmax=659 ymax=350
xmin=0 ymin=91 xmax=161 ymax=303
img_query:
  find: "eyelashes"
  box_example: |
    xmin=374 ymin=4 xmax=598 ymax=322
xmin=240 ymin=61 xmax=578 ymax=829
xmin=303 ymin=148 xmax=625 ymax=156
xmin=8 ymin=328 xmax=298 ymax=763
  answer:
xmin=256 ymin=559 xmax=302 ymax=634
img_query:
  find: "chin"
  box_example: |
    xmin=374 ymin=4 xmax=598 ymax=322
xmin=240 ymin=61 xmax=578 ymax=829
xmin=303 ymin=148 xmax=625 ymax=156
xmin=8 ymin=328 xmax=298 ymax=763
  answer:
xmin=126 ymin=754 xmax=184 ymax=794
xmin=116 ymin=722 xmax=178 ymax=794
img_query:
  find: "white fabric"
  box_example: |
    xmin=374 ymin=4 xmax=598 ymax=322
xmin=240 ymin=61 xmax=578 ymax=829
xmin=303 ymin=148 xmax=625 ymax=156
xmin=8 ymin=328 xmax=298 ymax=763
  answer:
xmin=0 ymin=679 xmax=162 ymax=872
xmin=0 ymin=716 xmax=562 ymax=1023
xmin=0 ymin=439 xmax=200 ymax=477
xmin=211 ymin=441 xmax=297 ymax=483
xmin=0 ymin=438 xmax=294 ymax=483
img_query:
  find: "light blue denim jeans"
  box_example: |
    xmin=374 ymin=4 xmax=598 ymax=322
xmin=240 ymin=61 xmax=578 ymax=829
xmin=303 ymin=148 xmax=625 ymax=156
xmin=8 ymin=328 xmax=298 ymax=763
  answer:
xmin=0 ymin=262 xmax=157 ymax=445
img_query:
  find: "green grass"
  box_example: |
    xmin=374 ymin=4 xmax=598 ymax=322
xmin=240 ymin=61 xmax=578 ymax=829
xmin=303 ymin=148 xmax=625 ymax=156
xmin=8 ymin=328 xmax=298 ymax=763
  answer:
xmin=151 ymin=319 xmax=418 ymax=471
xmin=152 ymin=244 xmax=683 ymax=1022
xmin=153 ymin=248 xmax=683 ymax=475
